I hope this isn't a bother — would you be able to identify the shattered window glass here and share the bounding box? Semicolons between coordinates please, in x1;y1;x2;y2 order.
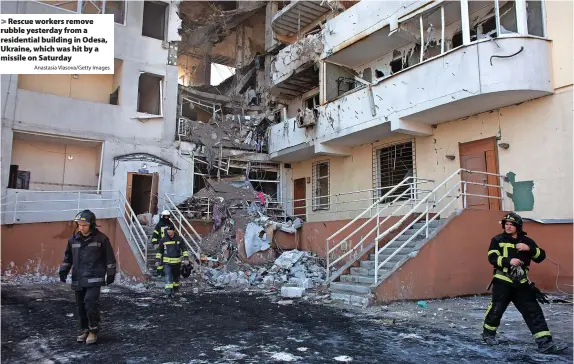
526;1;545;37
499;0;518;34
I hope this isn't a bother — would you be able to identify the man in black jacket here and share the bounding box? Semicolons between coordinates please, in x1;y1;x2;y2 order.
482;212;567;354
59;209;116;345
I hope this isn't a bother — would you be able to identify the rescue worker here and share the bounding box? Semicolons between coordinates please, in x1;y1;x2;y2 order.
482;212;567;354
151;210;172;277
58;210;116;345
156;223;190;298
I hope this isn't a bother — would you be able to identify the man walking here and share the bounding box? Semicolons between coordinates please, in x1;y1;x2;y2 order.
59;209;116;345
482;212;567;354
156;223;190;298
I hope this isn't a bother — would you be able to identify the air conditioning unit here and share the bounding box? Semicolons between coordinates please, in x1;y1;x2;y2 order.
177;118;187;137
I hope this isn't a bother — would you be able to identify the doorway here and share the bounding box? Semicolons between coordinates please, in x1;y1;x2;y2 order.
126;172;159;216
293;178;307;220
459;137;501;211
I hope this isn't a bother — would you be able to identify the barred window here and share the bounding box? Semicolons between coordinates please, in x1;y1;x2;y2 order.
373;140;416;203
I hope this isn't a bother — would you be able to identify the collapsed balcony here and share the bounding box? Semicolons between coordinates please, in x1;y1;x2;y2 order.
269;33;323;100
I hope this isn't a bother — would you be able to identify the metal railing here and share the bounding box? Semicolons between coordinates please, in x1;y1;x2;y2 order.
324;177;435;282
163;193;202;260
372;169;507;285
0;189;149;273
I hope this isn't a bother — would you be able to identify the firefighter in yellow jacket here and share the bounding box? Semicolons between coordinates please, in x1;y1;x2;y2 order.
156;223;190;298
482;212;567;354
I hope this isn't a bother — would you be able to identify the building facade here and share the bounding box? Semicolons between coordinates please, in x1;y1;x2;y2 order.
268;0;573;223
1;0;189;221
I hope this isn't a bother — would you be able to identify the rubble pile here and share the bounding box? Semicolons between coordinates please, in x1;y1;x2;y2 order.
202;249;326;295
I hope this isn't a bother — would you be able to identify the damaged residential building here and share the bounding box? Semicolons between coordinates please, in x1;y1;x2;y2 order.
1;0;572;308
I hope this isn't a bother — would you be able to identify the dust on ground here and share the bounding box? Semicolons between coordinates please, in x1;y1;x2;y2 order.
2;283;572;364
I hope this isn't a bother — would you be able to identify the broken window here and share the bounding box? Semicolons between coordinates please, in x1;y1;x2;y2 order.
142;1;167;40
325;62;363;102
35;1;126;24
210;63;236;86
468;1;518;41
526;1;545;37
137;73;163;115
312;160;329;211
374;140;415;203
105;1;126;25
304;93;320;110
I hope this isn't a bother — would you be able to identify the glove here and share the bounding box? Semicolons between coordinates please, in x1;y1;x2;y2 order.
510;265;526;282
106;274;115;286
59;272;67;283
530;283;550;304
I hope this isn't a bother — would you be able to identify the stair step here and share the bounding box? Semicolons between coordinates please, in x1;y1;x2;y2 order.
361;254;409;269
368;253;408;261
340;274;374;284
329;282;371;295
350;267;392;277
330;292;374;308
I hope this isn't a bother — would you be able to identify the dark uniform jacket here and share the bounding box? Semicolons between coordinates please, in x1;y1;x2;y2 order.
151;219;171;244
487;231;546;285
59;229;116;290
156;234;189;265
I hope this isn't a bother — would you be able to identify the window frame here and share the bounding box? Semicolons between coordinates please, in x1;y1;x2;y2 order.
312;160;330;211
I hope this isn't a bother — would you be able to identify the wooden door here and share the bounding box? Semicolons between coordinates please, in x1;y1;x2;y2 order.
149;172;159;215
125;172;134;221
126;172;134;205
459;137;501;210
293;178;307;219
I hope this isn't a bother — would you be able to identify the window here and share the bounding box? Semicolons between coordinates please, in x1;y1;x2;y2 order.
137;73;163;115
374;141;415;203
312;160;330;211
35;1;126;24
142;1;167;40
526;1;545;37
304;93;319;109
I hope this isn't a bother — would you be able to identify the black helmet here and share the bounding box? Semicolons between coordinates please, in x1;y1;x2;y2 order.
181;263;192;278
74;209;97;230
501;212;523;230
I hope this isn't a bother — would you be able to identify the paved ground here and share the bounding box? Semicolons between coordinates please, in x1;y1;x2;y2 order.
1;282;572;364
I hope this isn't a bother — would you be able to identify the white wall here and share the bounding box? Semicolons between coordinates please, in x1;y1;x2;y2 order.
0;1;194;202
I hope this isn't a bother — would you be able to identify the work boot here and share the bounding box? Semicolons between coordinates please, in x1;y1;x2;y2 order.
76;331;89;343
482;332;499;345
86;332;97;345
537;338;568;354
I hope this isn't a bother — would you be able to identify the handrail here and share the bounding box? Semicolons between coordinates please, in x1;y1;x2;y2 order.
325;177;434;282
0;189;150;273
372;168;507;285
163;193;202;260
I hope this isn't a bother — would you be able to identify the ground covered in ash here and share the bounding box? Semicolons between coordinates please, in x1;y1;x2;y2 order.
1;283;572;364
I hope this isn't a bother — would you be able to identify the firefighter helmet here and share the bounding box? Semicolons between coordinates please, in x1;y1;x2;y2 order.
160;210;171;217
181;263;192;278
74;209;97;230
501;212;523;230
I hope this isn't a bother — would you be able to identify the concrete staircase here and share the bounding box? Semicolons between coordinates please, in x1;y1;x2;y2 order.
330;220;444;307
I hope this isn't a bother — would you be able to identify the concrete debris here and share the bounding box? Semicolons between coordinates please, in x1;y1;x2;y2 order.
200;249;326;297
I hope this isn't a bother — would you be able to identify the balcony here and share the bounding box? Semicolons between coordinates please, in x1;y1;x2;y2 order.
269;36;553;161
268;117;316;161
272;1;333;37
269;33;323;100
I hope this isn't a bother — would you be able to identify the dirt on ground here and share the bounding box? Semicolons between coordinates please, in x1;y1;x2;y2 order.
1;282;572;364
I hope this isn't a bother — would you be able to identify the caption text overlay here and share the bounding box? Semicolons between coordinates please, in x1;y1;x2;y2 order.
0;14;114;74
